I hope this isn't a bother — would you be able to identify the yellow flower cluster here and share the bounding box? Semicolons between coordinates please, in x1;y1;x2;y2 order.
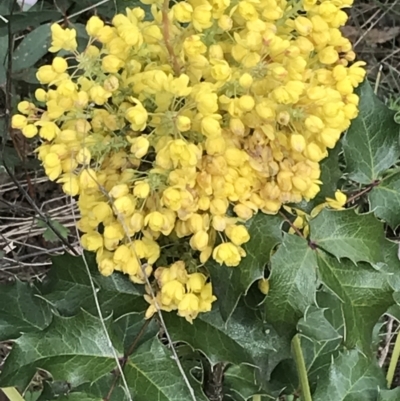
146;261;216;322
11;0;364;320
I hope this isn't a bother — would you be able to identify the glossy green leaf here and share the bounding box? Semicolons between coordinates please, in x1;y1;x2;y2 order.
113;312;159;354
42;253;147;318
342;80;400;184
369;172;400;229
164;302;290;378
0;311;118;389
317;251;393;352
298;303;343;388
265;234;317;336
223;364;277;400
0;280;52;341
314;142;343;203
207;213;283;321
12;23;51;71
378;388;400;400
0;11;62;35
310;209;384;264
313;350;386;401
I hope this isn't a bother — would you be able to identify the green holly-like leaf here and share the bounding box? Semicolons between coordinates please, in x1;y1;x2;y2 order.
342;80;400;184
310;209;384;264
264;234;317;336
317;251;393;352
314;142;343;203
164;302;290;379
369;172;400;229
54;375;128;401
378;388;400;400
312;350;386;401
113;312;159;354
42;253;147;318
0;280;52;341
0;311;118;389
372;239;400;292
223;364;278;400
207;213;283;321
12;23;51;72
298;302;343;389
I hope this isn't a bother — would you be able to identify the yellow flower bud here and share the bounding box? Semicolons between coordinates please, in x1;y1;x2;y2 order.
187;273;206;293
173;2;193;23
86;15;104;36
213;242;243;267
176;115;191;132
239;73;253;89
258;278;270;295
22;124;38;138
226;223;250;245
52;57;68;74
190;230;209;251
81;232;103;251
134;181;150;198
102;55;124;73
11;114;28;129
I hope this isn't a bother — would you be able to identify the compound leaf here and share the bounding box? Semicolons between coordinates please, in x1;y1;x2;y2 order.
310;209;384;264
313;350;385;401
342;80;400;184
42;253;147;318
164;302;290;379
317;251;393;352
0;311;118;389
369;172;400;229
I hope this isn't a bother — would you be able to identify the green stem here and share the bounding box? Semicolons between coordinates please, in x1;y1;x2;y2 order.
2;387;25;401
292;334;312;401
387;329;400;388
252;396;261;401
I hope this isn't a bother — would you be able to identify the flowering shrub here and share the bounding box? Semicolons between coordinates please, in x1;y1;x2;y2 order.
11;0;365;323
4;0;400;400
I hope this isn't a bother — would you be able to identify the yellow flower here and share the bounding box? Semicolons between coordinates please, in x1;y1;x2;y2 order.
126;104;148;131
11;114;27;129
134;181;150;198
213;242;244;267
129;136;149;158
81;232;104;251
187;273;206;293
102;55;124;73
86;16;104;36
258;278;270;295
225;225;250;246
326;190;347;209
173;2;193;22
49;23;77;53
178;293;200;322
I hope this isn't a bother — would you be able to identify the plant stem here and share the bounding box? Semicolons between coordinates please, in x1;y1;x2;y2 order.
2;387;25;401
252;396;261;401
386;328;400;388
292;334;312;401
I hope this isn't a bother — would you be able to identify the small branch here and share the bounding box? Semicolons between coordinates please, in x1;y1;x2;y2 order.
161;0;180;75
279;211;305;239
387;327;400;388
292;334;312;401
345;181;380;205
